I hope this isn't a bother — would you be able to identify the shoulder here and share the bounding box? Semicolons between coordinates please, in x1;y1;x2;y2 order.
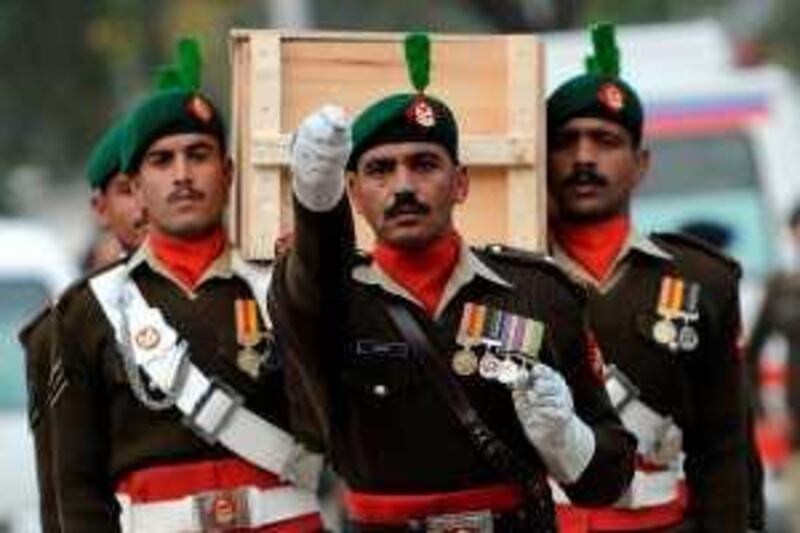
53;259;127;317
17;304;53;349
650;232;741;280
475;243;587;302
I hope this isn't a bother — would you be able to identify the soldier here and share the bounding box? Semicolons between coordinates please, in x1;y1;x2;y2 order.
46;40;324;532
546;24;754;532
748;202;800;530
270;33;635;531
86;121;149;259
18;118;147;533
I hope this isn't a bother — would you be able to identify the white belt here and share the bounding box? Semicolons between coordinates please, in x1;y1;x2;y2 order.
88;266;323;492
604;365;683;462
117;485;320;533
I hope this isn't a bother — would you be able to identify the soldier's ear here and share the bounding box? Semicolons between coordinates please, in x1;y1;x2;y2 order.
223;157;234;190
634;147;651;188
452;165;469;205
90;190;111;229
346;171;365;215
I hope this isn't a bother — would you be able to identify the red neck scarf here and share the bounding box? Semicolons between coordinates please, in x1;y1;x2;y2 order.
553;216;631;282
149;226;227;290
373;231;462;315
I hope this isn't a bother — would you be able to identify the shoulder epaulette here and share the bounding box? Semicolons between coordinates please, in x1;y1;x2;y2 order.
351;249;372;267
17;303;52;346
54;257;129;310
651;232;741;276
479;243;549;265
478;243;587;300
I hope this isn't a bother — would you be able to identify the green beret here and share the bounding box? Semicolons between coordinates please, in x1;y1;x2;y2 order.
86;120;125;190
548;74;643;145
347;93;459;170
346;33;459;170
547;23;644;145
120;89;226;173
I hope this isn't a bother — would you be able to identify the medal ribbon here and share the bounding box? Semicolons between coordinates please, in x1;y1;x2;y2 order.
235;299;259;347
657;276;685;319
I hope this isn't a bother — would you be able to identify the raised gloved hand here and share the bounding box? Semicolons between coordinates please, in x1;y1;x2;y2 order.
512;363;596;484
290;105;351;212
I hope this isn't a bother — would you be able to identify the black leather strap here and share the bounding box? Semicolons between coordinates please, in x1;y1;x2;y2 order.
383;299;556;532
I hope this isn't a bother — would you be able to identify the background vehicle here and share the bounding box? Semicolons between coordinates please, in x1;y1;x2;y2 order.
0;219;77;532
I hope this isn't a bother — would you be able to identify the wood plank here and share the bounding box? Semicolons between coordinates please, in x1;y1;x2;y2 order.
230;30;546;259
248;133;537;168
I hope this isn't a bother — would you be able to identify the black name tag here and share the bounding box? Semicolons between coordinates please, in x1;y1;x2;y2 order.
355;340;409;359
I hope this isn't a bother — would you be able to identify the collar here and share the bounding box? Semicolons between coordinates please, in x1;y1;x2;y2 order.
353;240;512;319
125;241;272;323
551;230;673;290
127;238;239;294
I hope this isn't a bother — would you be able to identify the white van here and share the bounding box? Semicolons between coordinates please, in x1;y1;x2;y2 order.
0;219;77;532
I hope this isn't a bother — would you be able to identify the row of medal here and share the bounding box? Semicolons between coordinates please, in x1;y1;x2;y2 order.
235;298;272;379
652;276;701;353
452;344;535;384
451;302;545;384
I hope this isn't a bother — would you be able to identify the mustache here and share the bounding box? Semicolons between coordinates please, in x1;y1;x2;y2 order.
167;186;205;204
564;167;608;188
384;191;430;220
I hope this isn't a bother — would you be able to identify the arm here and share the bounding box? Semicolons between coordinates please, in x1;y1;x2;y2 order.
270;106;354;459
282;105;354;313
685;283;749;531
514;293;636;506
19;310;61;533
49;302;119;532
745;277;777;416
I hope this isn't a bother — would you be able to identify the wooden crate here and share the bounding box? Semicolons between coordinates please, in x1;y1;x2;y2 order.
229;30;546;259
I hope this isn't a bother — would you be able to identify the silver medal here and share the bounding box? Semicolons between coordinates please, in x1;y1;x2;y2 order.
652;318;677;346
478;353;502;380
678;325;699;351
497;358;521;385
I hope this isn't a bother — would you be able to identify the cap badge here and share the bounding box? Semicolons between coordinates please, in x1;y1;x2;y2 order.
187;95;214;123
597;82;625;112
406;97;436;128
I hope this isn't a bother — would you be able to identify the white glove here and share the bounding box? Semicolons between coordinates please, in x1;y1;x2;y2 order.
512;363;596;484
290;105;351;212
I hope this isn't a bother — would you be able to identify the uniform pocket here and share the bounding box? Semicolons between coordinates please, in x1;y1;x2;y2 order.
341;339;421;399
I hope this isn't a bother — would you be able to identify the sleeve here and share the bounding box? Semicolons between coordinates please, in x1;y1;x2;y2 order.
49;302;120;532
546;292;637;506
684;279;749;531
19;312;62;533
745;276;776;412
269;195;355;457
746;400;766;531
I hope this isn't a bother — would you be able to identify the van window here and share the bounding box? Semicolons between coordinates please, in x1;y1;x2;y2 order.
0;278;49;410
632;129;774;276
638;131;758;196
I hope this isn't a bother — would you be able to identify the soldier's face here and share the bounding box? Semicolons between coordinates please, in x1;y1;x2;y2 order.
348;142;468;249
91;172;147;253
548;117;649;223
135;133;231;239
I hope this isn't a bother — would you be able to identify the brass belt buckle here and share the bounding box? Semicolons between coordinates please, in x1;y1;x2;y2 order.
425;509;494;532
195;488;251;531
